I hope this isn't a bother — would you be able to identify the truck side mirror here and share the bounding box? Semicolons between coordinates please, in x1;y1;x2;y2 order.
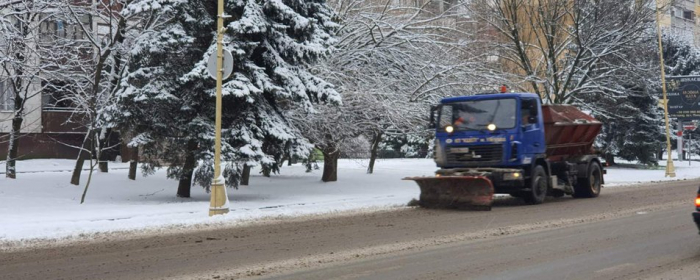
429;105;439;129
528;107;538;124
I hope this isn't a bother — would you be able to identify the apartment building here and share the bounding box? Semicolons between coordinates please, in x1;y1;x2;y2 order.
0;1;123;160
658;0;700;47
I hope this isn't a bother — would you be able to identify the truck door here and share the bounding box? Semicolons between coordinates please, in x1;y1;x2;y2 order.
520;98;546;157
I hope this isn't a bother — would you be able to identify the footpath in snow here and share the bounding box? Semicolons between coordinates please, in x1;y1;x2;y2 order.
1;158;699;244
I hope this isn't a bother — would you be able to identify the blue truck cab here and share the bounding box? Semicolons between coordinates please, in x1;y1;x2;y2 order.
434;93;545;169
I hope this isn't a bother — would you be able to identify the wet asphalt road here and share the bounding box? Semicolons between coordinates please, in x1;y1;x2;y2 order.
2;179;699;279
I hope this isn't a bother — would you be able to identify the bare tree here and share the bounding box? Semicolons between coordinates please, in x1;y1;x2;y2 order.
292;0;506;180
471;0;658;104
0;0;79;178
54;0;164;202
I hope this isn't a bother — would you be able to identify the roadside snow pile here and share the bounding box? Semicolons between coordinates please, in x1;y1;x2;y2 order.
0;158;698;243
604;152;700;186
0;159;432;242
604;160;700;186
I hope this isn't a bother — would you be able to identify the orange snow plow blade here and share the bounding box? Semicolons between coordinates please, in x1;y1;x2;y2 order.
403;176;494;211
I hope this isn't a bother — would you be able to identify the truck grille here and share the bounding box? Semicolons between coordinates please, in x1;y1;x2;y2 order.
446;145;503;165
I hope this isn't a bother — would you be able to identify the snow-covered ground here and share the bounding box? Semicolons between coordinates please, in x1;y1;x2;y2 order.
1;157;699;244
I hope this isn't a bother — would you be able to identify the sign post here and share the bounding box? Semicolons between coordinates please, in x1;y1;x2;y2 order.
678;123;683;161
683;121;697;166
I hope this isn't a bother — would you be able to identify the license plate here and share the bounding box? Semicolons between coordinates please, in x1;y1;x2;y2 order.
451;147;470;153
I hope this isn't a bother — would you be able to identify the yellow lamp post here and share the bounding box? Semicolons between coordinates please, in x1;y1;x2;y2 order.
209;0;231;216
655;0;676;178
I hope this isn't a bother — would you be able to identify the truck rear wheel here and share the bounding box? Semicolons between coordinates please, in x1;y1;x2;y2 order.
573;162;601;198
523;165;547;205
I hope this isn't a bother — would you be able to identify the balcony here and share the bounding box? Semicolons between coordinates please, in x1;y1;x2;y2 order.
41;109;86;134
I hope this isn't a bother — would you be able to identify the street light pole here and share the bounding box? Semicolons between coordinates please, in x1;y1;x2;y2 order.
210;0;230;216
655;0;676;177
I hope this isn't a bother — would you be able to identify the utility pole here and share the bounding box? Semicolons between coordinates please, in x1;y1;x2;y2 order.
655;0;676;177
209;0;230;216
678;120;683;162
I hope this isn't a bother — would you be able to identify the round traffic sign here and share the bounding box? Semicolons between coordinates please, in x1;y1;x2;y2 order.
207;50;233;80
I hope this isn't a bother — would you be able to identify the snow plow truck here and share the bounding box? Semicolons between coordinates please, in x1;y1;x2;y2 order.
404;92;605;210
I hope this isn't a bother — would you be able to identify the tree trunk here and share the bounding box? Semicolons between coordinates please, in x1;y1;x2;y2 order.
71;156;86;186
657;148;664;160
367;132;383;174
241;164;251;185
321;147;340;182
6;21;28;179
128;146;138;180
262;166;271;177
71;132;94;185
98;128;112;173
177;139;198;198
80;157;98;204
604;152;615;166
5;115;23;179
98;156;109;172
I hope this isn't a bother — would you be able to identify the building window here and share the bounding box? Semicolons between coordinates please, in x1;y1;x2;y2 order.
39;14;91;41
674;8;683;18
42;80;77;111
683;10;694;21
0;81;14;111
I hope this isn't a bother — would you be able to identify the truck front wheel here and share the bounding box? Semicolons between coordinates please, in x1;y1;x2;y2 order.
573;162;602;198
523;165;547;205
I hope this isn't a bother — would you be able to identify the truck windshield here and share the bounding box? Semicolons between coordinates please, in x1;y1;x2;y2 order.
439;98;517;131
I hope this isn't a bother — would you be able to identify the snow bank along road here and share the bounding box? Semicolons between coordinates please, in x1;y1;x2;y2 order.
1;179;699;280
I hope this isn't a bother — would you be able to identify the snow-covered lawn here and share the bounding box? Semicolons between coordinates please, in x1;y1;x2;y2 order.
1;158;699;244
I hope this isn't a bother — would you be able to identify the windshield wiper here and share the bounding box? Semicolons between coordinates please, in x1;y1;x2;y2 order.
486;100;501;124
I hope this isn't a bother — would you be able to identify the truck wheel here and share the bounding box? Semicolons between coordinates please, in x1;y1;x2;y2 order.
523;165;547;205
573;162;602;198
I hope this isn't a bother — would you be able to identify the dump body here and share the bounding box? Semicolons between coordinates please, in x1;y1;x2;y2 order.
541;105;603;160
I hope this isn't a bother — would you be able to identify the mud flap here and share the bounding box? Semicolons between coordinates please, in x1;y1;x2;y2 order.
403;176;494;211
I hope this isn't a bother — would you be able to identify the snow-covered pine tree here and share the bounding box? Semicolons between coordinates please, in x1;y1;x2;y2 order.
379;132;431;159
615;86;665;165
663;33;700;77
113;0;338;196
586;28;665;166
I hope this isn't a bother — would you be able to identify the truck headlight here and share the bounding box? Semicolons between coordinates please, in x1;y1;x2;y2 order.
503;172;522;181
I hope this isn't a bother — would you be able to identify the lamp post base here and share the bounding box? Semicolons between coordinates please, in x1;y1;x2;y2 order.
209;207;229;216
209;179;230;216
666;158;676;178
